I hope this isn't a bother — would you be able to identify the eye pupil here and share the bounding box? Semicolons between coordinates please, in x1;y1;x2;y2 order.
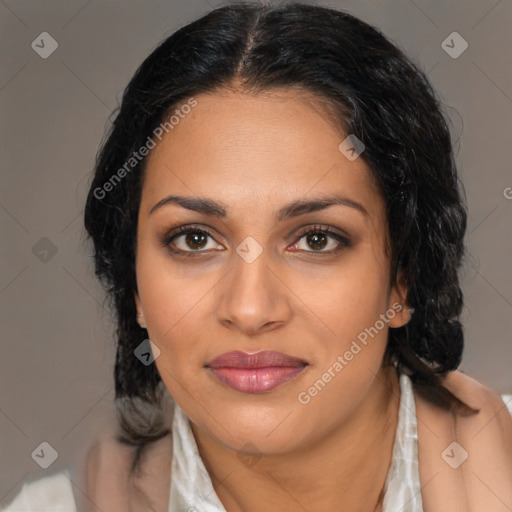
307;232;327;250
186;232;207;249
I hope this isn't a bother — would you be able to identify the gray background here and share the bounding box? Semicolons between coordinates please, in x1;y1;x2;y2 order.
1;0;511;504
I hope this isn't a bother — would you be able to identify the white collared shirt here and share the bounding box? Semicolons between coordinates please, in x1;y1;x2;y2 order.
3;374;512;511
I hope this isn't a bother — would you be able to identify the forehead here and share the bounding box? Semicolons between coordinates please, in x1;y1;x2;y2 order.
141;89;383;222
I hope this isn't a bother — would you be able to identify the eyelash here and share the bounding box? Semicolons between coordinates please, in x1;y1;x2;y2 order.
160;223;352;258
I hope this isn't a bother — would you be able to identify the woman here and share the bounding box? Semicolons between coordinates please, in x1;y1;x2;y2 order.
4;2;512;511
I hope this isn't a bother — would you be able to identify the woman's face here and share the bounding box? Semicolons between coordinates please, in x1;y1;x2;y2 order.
135;88;410;454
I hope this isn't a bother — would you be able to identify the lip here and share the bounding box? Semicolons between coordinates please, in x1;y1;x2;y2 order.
206;350;308;369
205;350;309;394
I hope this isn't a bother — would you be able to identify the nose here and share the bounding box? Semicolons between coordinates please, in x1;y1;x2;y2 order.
215;248;293;336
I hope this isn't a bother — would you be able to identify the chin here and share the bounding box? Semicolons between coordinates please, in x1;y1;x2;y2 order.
196;401;311;453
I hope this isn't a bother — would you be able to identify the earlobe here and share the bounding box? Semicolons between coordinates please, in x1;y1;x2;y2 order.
134;291;142;313
134;292;147;329
388;303;413;329
388;271;413;328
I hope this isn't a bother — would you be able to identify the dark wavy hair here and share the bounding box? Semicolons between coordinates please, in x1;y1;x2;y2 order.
84;0;478;476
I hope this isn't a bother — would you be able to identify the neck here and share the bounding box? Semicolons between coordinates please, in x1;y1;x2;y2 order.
192;364;401;512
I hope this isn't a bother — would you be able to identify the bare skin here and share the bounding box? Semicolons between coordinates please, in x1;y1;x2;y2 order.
193;364;400;512
83;369;512;511
133;86;414;511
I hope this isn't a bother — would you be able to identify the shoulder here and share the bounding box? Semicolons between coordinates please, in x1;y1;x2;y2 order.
85;408;174;511
442;370;512;412
85;426;136;510
414;370;512;511
441;370;512;448
1;469;76;511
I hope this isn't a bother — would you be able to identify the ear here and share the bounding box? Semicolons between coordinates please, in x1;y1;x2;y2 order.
134;291;143;314
387;270;413;328
134;291;146;328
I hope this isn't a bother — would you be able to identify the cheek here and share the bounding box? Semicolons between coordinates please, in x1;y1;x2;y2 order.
137;243;202;323
293;252;390;340
297;272;392;420
138;273;208;399
139;277;199;335
293;263;392;408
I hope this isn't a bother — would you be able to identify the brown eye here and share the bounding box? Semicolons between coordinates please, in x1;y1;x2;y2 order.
290;225;352;254
182;232;208;250
161;224;224;257
305;232;329;251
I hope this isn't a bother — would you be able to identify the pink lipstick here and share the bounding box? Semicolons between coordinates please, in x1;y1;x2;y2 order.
205;350;308;394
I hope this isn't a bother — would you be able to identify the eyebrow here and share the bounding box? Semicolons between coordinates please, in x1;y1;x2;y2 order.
149;194;369;221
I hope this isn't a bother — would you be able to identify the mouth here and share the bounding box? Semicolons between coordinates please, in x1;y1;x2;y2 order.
205;350;309;394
